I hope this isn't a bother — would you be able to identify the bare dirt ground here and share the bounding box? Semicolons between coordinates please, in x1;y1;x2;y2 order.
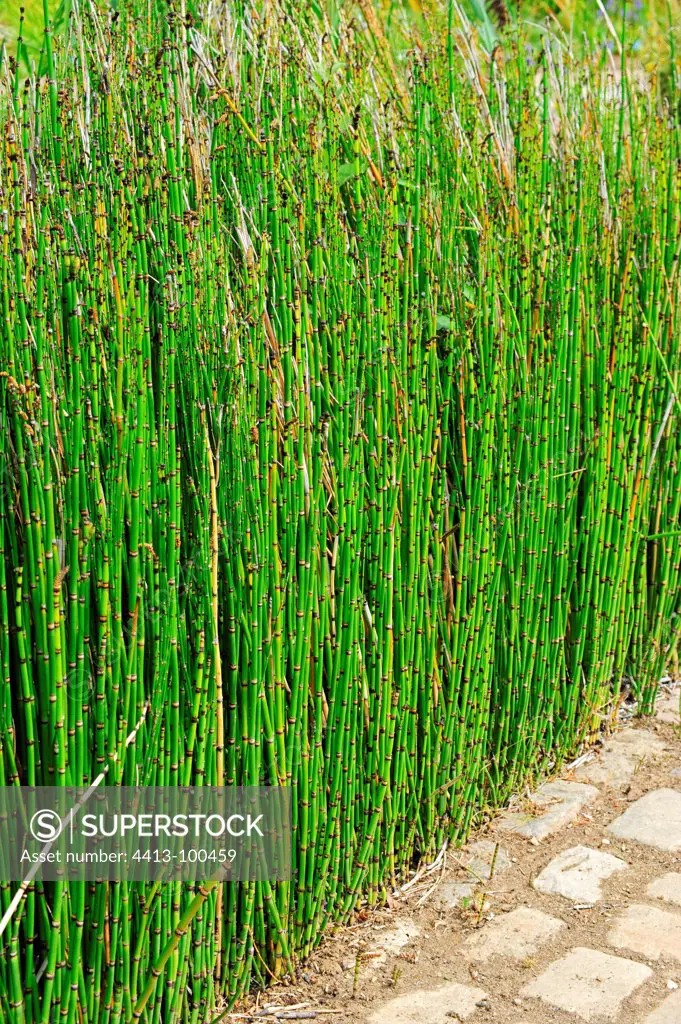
230;686;681;1024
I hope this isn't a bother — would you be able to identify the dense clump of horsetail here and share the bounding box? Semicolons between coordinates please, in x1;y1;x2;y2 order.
0;0;679;1021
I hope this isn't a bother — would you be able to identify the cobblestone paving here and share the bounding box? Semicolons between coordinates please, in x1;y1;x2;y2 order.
357;689;681;1024
271;687;681;1024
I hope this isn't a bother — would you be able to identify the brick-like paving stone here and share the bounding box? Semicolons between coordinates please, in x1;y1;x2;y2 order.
656;691;680;726
644;989;681;1023
533;844;627;902
464;906;564;961
366;983;488;1023
459;839;511;880
434;879;476;909
647;873;681;907
497;780;599;840
575;729;667;787
520;946;653;1021
436;841;511;909
607;788;681;851
607;903;681;962
369;919;420;964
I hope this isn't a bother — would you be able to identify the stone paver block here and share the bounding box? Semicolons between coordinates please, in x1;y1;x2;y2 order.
607;903;681;962
575;729;667;787
367;983;488;1023
437;841;511;908
647;873;681;907
371;919;420;962
520;946;652;1021
533;845;627;903
656;690;680;726
459;839;511;881
435;879;476;909
464;906;564;961
644;989;681;1023
498;780;599;840
608;789;681;851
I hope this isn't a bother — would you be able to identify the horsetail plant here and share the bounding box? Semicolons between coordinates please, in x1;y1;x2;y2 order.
0;0;679;1022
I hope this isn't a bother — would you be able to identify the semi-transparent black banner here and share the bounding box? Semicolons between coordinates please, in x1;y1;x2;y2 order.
0;787;291;881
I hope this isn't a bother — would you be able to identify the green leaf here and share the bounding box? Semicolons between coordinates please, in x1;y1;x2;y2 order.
338;162;358;186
